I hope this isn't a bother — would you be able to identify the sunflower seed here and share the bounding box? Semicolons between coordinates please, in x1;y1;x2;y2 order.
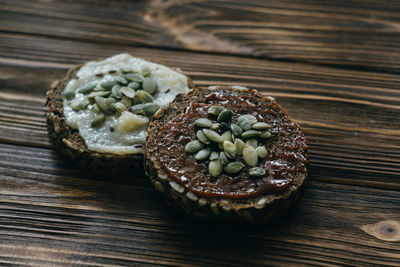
90;114;106;128
219;152;229;165
100;80;118;90
208;105;225;116
246;138;258;148
237;117;252;130
185;140;204;153
210;123;220;130
249;167;265;178
241;130;260;138
70;98;89;111
77;83;96;94
252;122;272;130
209;159;222;177
120;87;136;98
259;130;272;139
195;118;212;128
224;161;244;174
142;78;157;94
127;82;140;89
231;124;243;136
217;109;233;122
197;130;211;144
256;146;268;158
223;141;236;158
136;90;153;103
195;147;211;161
203;129;223;143
87;90;111;99
114;76;128;85
243;145;258;167
219;122;230;132
235;139;245;156
123;73;144;83
209;151;219;161
142;66;151;77
62;90;75;100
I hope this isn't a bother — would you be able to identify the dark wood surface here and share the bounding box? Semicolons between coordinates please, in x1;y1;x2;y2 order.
0;1;399;266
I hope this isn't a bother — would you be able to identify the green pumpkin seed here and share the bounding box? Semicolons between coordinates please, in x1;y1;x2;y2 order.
209;159;222;177
90;114;106;128
224;161;244;174
243;145;258;167
136;90;153;103
209;151;219;161
231;124;243;136
114;76;128;85
185;140;204;153
142;66;151;77
208;105;225;116
195;118;212;128
123;73;144;83
70;98;89;111
91;103;101;113
210;123;220;130
252;122;272;130
113;102;127;114
235;139;245;156
249;167;265;178
130;103;160;116
237;117;252;130
223;141;236;158
259;131;272;139
221;131;232;142
219;122;230;132
256;146;268;158
203;129;223;143
241;130;260;138
127;82;140;90
217;109;233;122
195;148;211;161
219;152;229;165
246;138;258;148
95;96;114;114
120;87;136;98
142;78;157;95
111;85;122;99
100;80;118;90
120;96;132;107
62;90;75;100
197;130;211;144
242;114;258;124
88;90;111;99
77;83;96;94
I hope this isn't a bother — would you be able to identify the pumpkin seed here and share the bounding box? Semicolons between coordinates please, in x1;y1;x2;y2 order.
259;131;272;139
114;76;128;85
246;138;258;148
111;85;122;99
120;87;136;98
90;114;106;128
219;122;230;132
223;141;236;158
256;146;268;158
195;148;211;161
93;86;104;91
243;145;258;167
224;161;244;174
136;90;153;103
185;140;204;153
237;117;252;130
70;98;89;111
113;102;127;114
123;73;144;83
241;130;260;138
100;80;118;90
142;78;157;94
217;109;233;122
197;130;211;144
95;96;114;114
195;118;212;128
77;83;96;94
120;96;132;107
209;151;219;161
203;129;223;143
87;90;111;99
91;103;101;113
235;139;245;156
142;66;151;77
208;105;225;116
221;131;232;142
127;82;140;90
130;103;160;116
219;152;229;165
231;124;243;136
209;159;222;177
62;90;75;100
210;123;220;130
252;122;272;130
242;114;258;124
249;167;265;178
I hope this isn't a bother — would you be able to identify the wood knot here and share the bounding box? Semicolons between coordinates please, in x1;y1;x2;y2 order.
361;220;400;242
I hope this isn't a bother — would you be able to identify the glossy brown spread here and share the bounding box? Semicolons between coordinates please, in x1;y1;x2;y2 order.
156;89;308;199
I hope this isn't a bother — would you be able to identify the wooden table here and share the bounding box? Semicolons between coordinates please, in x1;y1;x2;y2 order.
0;1;399;266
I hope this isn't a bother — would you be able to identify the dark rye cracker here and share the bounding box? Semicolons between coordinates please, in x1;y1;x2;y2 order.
46;59;192;176
145;86;309;224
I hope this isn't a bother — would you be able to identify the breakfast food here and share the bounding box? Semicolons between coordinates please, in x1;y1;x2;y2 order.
145;86;308;223
46;53;190;175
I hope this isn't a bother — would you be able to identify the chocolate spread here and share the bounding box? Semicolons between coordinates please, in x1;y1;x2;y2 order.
156;89;308;199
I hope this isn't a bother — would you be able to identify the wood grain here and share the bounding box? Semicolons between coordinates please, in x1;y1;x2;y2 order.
2;0;400;72
0;143;399;267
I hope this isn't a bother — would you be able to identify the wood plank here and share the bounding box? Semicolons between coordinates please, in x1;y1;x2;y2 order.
2;0;400;72
0;143;399;267
0;34;399;189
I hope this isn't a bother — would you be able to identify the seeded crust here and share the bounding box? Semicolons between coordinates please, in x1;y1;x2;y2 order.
145;86;308;224
46;59;193;176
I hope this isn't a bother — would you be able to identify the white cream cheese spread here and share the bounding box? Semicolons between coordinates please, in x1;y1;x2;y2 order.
63;53;189;155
